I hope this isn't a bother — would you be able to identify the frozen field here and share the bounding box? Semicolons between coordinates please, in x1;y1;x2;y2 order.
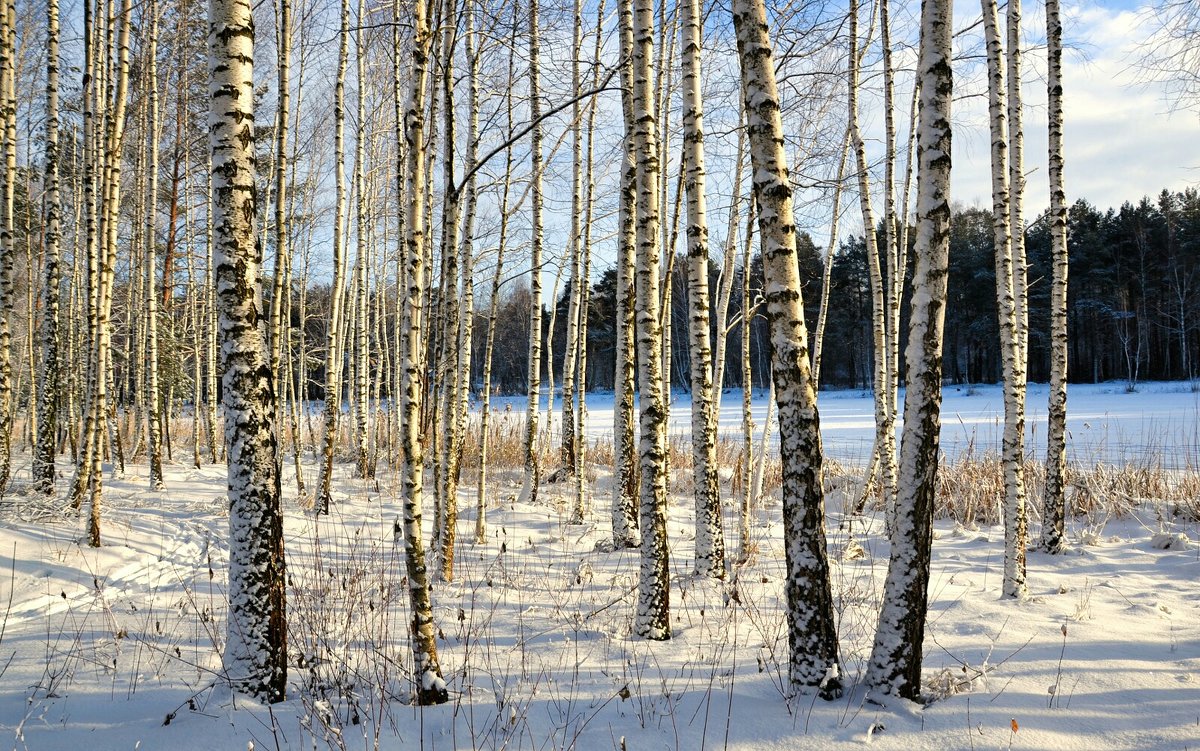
0;381;1196;750
495;380;1200;468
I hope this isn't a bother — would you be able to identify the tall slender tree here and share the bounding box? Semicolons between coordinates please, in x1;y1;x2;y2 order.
612;0;640;550
982;0;1027;599
209;0;287;701
865;0;953;700
522;0;545;506
316;0;351;513
631;0;671;640
33;0;63;495
0;0;15;493
681;0;724;578
1041;0;1069;555
397;0;449;704
1003;0;1030;598
145;0;166;491
732;0;841;696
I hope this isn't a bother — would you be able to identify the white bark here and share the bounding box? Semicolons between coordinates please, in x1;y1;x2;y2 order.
681;0;724;578
0;0;15;491
632;0;671;641
398;0;448;704
521;0;545;505
1041;0;1069;555
732;0;840;695
352;0;372;481
145;0;165;491
1004;0;1030;597
209;0;287;701
849;0;897;517
982;0;1028;599
316;0;351;514
33;0;63;494
612;0;640;549
865;0;953;700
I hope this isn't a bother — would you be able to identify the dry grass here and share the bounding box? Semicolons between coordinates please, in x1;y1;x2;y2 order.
22;404;1198;526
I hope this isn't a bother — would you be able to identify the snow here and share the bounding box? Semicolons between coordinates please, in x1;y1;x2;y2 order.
0;382;1197;749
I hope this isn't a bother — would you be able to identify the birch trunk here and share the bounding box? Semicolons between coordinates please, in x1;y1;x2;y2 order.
268;0;291;450
521;0;545;506
455;0;479;544
398;0;448;704
632;0;670;640
681;0;724;577
982;0;1027;598
865;0;953;699
145;0;165;490
732;0;840;694
849;0;897;516
317;0;351;513
209;0;287;701
1003;0;1030;595
435;0;461;579
612;0;640;550
0;0;15;492
738;200;754;561
33;0;63;494
1041;0;1069;555
352;0;371;481
572;0;604;524
560;0;584;481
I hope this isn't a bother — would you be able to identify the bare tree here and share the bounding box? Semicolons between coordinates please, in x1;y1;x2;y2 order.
631;0;671;641
612;0;640;550
33;0;63;494
1040;0;1069;554
681;0;724;578
316;0;352;514
865;0;953;700
732;0;841;696
397;0;449;704
208;0;287;701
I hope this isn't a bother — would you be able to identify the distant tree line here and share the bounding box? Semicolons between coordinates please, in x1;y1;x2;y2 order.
436;186;1198;396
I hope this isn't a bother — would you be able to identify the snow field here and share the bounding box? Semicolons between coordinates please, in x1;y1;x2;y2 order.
0;383;1197;749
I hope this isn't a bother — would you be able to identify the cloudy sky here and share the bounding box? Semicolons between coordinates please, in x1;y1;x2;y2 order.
948;0;1198;215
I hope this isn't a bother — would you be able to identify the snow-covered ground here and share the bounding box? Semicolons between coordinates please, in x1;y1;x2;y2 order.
509;380;1200;468
0;382;1197;750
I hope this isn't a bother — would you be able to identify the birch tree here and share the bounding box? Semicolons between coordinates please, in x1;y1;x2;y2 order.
560;0;585;482
316;0;351;514
864;0;953;699
982;0;1027;598
33;0;62;494
612;0;640;549
1040;0;1068;554
397;0;449;703
732;0;840;695
208;0;287;701
145;0;165;491
849;0;897;517
522;0;545;506
0;0;15;493
681;0;724;578
1004;0;1030;596
352;0;371;481
631;0;671;640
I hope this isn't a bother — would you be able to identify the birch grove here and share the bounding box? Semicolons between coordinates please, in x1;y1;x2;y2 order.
0;0;1117;717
